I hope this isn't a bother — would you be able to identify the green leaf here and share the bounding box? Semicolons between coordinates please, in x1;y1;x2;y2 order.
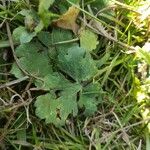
10;63;24;78
38;0;55;15
51;28;73;44
83;82;101;94
37;31;52;47
55;0;78;14
80;29;99;52
78;82;102;116
34;20;44;33
10;30;101;126
11;42;52;78
78;95;97;116
35;72;73;90
58;46;98;82
37;29;78;62
35;93;61;125
37;29;77;52
19;9;42;33
13;26;36;44
51;28;78;52
38;0;57;27
35;83;81;126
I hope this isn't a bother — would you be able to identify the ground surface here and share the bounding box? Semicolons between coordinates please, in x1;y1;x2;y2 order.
0;0;150;150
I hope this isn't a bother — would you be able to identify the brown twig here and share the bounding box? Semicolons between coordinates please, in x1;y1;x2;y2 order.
0;76;29;89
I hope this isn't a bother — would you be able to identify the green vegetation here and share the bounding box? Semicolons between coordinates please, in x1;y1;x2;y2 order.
0;0;150;149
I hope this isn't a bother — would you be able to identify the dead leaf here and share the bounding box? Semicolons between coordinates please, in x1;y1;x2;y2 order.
53;6;80;34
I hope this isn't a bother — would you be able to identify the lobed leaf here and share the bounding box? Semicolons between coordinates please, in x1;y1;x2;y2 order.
79;82;102;116
11;29;101;126
11;42;52;78
58;46;98;82
35;72;73;90
13;26;36;44
80;29;99;52
35;83;81;126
